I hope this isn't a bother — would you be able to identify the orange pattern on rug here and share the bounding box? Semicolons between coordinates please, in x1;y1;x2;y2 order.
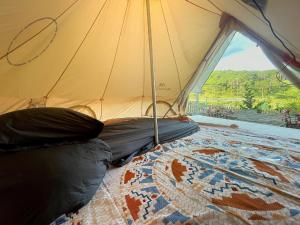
212;193;284;211
251;159;289;182
125;195;142;221
171;159;187;182
124;170;135;184
193;148;224;155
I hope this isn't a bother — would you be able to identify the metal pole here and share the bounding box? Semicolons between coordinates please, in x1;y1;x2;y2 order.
146;0;159;145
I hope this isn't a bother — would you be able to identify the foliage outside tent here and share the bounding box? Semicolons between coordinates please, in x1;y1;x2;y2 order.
189;70;300;114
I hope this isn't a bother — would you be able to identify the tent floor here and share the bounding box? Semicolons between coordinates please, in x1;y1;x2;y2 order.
190;115;300;139
60;123;300;225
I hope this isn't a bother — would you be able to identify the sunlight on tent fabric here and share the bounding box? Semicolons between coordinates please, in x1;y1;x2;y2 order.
0;0;221;119
0;0;299;119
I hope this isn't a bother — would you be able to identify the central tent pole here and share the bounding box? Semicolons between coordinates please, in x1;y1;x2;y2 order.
146;0;159;145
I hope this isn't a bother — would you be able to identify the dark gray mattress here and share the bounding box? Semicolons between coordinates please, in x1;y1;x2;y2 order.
99;118;199;165
0;139;111;225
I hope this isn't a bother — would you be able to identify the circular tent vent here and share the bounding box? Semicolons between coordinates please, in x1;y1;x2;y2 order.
69;105;97;119
145;101;177;117
6;17;57;66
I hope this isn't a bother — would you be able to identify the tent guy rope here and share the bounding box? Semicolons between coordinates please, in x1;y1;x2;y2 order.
160;0;183;93
45;0;109;98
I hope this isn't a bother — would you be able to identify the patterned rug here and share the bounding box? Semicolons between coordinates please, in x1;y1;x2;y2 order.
61;125;300;225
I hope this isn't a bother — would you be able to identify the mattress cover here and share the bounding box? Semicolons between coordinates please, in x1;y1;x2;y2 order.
100;117;199;165
61;125;300;225
0;139;111;225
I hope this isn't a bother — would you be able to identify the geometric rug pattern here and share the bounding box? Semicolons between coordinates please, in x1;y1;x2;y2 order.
62;125;300;225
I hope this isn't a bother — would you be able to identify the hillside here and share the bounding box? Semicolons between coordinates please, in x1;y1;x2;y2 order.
190;70;300;113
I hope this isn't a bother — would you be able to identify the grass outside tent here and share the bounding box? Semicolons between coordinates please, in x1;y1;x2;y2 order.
188;70;300;127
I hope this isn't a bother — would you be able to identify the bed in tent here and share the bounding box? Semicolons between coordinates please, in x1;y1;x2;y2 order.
58;124;300;225
1;0;300;225
0;108;199;225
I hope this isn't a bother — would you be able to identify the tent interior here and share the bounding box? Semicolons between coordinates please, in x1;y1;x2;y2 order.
0;0;300;225
1;0;300;118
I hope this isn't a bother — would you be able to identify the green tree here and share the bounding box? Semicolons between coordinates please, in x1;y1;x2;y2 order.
242;82;255;109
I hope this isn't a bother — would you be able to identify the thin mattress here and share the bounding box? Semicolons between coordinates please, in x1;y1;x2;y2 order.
60;124;300;225
100;117;199;165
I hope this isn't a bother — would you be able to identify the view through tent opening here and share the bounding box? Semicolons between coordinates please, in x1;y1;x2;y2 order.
187;32;300;129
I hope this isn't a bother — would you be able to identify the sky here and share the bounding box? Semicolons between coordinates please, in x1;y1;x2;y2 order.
215;32;276;71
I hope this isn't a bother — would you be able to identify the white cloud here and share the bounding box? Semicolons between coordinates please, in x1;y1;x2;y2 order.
215;46;276;71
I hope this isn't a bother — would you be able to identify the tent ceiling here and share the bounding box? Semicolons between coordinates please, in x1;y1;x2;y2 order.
0;0;299;119
213;0;300;54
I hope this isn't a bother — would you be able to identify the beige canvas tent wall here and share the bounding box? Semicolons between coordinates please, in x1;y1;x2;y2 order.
0;0;300;120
